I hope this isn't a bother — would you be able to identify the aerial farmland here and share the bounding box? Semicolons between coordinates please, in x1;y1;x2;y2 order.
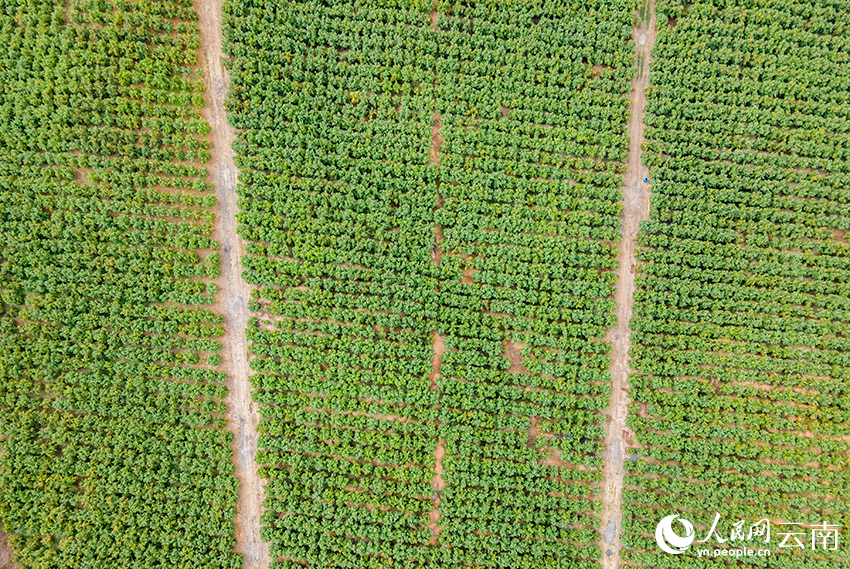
0;0;847;568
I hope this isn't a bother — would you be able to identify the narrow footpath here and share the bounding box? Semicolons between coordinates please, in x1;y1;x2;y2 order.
599;1;657;568
196;0;272;567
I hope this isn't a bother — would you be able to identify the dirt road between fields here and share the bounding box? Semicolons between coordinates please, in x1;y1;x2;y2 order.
196;0;271;567
599;2;656;568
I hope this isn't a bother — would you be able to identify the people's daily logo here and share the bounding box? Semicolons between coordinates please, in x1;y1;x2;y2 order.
655;514;695;554
654;513;839;558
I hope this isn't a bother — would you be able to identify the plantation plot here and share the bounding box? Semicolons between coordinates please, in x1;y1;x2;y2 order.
431;1;637;566
4;0;850;566
623;0;850;566
224;1;441;566
225;0;638;567
0;0;239;567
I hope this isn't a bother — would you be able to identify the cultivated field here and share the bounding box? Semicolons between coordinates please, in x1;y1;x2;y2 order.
224;0;639;567
624;0;850;566
0;0;239;566
0;0;848;568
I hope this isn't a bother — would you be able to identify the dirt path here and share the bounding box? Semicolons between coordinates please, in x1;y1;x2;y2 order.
195;0;271;567
428;439;447;545
426;5;447;545
428;332;445;391
599;1;656;568
0;528;16;569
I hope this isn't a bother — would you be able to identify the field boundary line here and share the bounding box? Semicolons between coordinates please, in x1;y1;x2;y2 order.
427;1;447;546
196;0;272;567
599;1;657;567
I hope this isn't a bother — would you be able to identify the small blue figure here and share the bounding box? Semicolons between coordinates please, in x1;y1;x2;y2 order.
642;177;649;183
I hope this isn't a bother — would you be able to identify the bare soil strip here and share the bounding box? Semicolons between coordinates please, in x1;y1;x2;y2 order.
599;1;656;568
428;439;447;545
430;112;443;166
429;332;446;392
196;0;271;567
0;527;17;569
427;4;447;546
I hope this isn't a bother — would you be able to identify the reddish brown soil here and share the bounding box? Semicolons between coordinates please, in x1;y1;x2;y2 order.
429;332;446;392
0;528;17;569
196;0;271;565
599;2;657;568
503;340;531;375
428;439;447;545
430;112;443;166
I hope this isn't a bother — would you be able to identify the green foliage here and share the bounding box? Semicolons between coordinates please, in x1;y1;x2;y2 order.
0;0;239;567
624;0;850;564
225;0;637;566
